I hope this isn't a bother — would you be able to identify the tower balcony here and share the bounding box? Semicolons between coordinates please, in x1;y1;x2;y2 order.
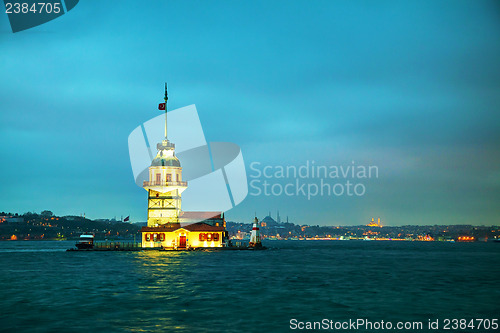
143;180;187;187
143;180;188;194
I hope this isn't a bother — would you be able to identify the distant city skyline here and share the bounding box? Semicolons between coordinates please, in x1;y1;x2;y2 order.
1;1;499;226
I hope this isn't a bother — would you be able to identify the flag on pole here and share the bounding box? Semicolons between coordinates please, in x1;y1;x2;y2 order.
124;216;130;222
158;103;166;110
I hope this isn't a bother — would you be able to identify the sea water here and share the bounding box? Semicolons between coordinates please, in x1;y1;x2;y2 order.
0;240;499;332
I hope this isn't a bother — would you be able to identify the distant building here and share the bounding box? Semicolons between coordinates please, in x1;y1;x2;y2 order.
63;216;83;221
233;230;250;240
367;217;382;227
0;216;23;223
261;215;276;226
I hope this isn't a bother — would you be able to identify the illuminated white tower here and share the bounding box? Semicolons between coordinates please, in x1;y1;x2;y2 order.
143;84;188;226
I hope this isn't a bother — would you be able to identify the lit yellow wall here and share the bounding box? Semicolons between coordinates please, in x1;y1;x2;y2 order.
147;189;181;226
149;166;183;182
141;229;223;248
188;231;223;248
147;165;184;227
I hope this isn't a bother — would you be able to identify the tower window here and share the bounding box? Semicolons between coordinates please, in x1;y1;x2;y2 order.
156;173;161;183
166;174;172;182
176;174;179;181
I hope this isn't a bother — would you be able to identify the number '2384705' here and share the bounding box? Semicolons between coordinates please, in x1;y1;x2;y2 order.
5;2;61;14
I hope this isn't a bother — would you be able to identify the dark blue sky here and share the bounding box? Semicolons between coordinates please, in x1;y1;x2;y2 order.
1;0;499;225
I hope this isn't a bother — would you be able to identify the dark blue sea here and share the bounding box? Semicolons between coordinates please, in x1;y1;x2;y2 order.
0;240;499;332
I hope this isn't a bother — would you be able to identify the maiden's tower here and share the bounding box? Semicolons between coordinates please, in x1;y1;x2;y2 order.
140;85;227;249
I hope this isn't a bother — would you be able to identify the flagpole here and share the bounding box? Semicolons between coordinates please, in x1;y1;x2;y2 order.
164;82;168;139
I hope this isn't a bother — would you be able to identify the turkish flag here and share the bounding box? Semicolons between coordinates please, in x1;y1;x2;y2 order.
158;103;166;110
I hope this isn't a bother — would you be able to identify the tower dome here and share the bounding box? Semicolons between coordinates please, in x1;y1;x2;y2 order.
150;140;181;167
151;154;181;167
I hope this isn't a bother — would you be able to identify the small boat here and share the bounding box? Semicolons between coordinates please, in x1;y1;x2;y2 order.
75;234;94;249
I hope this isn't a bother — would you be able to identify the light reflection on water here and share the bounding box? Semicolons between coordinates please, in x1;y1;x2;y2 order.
0;240;499;332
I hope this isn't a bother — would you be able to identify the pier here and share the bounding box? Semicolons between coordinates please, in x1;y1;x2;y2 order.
67;240;265;251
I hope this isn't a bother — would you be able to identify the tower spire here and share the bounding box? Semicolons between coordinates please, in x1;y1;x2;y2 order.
164;82;168;139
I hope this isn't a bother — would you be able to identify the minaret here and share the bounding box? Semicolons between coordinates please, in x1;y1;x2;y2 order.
143;84;188;226
277;210;281;224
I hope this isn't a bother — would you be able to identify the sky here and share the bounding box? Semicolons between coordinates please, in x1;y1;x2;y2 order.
1;0;499;226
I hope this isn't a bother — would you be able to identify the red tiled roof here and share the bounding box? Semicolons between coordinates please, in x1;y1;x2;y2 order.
141;222;224;233
179;211;222;220
141;224;181;232
184;223;225;232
